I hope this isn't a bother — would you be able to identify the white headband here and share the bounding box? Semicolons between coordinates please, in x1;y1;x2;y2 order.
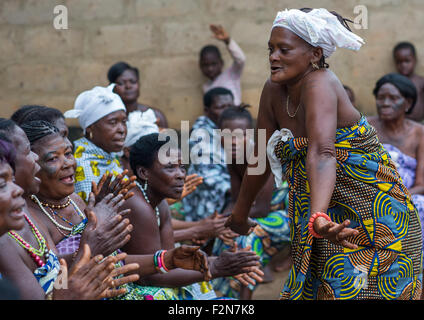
272;8;365;58
64;83;126;133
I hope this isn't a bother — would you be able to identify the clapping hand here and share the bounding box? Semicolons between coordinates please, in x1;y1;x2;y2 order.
92;170;137;205
166;245;211;281
231;244;264;287
54;244;139;300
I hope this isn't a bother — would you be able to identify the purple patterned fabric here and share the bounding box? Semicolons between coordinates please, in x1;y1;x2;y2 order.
384;143;424;250
56;234;81;255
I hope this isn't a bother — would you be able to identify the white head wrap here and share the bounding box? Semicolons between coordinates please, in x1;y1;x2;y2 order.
124;109;159;147
272;8;364;58
64;83;127;133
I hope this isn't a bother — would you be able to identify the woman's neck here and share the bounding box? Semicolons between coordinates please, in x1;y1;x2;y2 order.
125;100;138;114
136;178;162;208
33;192;70;207
380;116;406;133
286;67;316;93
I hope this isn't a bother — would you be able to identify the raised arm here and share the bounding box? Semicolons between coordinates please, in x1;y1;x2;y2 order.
210;24;245;72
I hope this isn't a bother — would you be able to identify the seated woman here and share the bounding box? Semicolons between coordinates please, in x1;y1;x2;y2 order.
0;134;25;299
211;106;291;299
19;119;213;299
121;109;231;245
120;133;264;300
11;105;69;140
64;84;129;202
0;120;139;299
107;61;168;128
368;73;424;251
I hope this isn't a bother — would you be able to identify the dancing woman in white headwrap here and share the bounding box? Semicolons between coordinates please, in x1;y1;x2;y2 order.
226;8;423;299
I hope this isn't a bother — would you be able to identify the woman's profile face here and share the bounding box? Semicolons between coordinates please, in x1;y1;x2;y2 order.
11;126;41;195
143;149;186;200
375;83;410;121
268;27;314;84
87;110;127;153
32;133;76;201
114;69;140;105
0;162;26;235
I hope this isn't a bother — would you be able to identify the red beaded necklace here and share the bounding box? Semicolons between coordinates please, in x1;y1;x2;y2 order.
8;213;50;268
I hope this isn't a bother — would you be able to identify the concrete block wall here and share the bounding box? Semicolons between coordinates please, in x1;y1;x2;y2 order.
1;0;423;129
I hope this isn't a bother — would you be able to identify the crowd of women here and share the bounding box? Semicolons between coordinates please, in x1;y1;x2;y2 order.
1;7;424;300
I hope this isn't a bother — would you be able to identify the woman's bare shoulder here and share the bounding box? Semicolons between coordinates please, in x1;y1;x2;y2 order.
408;119;424;135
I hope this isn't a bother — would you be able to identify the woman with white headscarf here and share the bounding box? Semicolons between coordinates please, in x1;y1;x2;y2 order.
226;8;422;300
64;84;128;201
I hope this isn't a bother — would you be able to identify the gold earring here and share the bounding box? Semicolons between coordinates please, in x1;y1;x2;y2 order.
311;62;320;70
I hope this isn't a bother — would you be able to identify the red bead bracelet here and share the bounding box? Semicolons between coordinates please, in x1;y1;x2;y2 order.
308;212;331;238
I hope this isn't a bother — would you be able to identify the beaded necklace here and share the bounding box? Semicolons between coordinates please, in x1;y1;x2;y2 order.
8;213;49;268
135;181;160;227
38;196;71;210
30;195;86;233
47;207;72;238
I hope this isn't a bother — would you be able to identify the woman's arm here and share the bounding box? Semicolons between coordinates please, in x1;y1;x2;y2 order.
228;164;273;219
410;125;424;195
248;175;274;219
302;74;338;215
303;72;358;248
0;236;46;299
226;80;278;234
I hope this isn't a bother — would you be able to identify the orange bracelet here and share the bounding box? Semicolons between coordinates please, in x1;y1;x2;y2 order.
308;212;331;238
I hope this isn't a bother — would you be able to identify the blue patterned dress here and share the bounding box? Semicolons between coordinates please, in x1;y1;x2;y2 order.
269;116;422;300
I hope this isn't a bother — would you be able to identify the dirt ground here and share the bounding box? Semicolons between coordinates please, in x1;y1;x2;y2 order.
252;268;289;300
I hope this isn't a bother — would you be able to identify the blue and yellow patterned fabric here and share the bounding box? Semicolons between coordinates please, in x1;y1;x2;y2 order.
33;250;60;295
73;137;124;202
211;185;291;299
275;116;422;300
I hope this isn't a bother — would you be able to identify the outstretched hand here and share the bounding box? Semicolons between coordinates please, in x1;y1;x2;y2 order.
314;217;359;249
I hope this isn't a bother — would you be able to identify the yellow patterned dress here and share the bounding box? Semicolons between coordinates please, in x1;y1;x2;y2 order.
268;116;422;300
73;137;123;202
